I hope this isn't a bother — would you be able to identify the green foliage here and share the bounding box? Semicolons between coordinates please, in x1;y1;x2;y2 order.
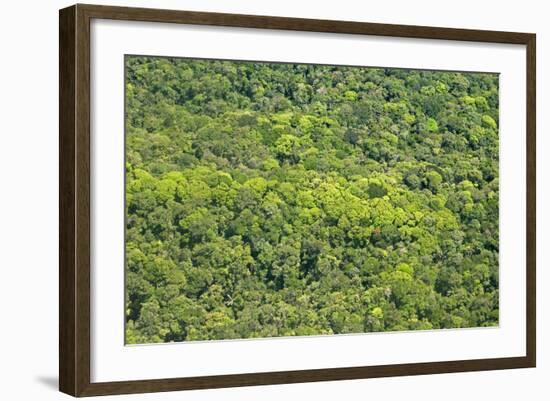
426;117;439;132
125;56;499;343
482;115;498;130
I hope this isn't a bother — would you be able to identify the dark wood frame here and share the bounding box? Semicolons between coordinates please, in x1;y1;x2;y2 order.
59;3;536;397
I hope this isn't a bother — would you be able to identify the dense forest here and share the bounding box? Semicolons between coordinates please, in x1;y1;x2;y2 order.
124;56;500;344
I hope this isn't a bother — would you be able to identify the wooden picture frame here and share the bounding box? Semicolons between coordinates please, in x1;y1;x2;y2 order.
59;3;536;397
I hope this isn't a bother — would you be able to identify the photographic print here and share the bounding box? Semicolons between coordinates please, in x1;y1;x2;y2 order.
59;6;535;395
124;56;499;345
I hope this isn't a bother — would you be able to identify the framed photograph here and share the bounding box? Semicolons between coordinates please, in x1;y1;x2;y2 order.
59;4;536;397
